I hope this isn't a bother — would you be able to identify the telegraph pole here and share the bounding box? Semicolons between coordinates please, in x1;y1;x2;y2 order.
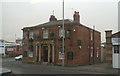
62;0;65;67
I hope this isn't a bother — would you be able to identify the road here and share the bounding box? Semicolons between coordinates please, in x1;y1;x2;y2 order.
2;57;119;74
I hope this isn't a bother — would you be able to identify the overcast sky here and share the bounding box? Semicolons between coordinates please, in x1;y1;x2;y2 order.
0;0;119;42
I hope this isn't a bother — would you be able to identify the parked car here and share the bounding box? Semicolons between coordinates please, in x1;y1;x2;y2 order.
1;68;16;76
15;55;23;61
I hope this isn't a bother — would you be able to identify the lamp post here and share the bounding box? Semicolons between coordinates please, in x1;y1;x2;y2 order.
93;26;95;64
62;0;65;67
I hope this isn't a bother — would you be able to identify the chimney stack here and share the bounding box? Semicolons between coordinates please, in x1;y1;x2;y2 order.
49;15;57;22
73;11;80;22
105;30;112;67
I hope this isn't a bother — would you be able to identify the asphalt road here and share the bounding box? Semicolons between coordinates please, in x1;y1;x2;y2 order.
2;57;119;74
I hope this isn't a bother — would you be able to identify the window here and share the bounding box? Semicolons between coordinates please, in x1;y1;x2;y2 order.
29;45;33;57
23;51;27;57
66;30;70;38
43;29;48;39
59;28;64;38
97;47;99;57
50;32;54;37
91;47;93;57
78;40;82;49
91;32;93;41
20;46;22;48
21;49;23;51
29;31;34;39
17;46;19;51
67;52;73;60
114;45;119;53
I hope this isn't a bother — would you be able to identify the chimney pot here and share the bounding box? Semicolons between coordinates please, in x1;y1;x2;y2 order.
73;11;80;23
49;15;57;22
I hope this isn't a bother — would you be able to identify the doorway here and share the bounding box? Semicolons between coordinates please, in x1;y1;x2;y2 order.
36;46;39;62
43;46;48;62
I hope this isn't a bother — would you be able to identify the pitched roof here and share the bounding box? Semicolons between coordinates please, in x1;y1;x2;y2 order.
112;31;120;38
23;19;79;30
22;19;100;33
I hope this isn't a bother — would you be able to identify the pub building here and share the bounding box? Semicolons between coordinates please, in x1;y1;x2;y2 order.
22;11;101;66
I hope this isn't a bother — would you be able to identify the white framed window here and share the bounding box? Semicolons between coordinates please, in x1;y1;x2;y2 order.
43;29;48;39
91;32;93;41
29;45;33;57
91;47;93;57
59;28;65;38
59;28;63;38
78;40;82;49
29;31;34;39
97;47;99;57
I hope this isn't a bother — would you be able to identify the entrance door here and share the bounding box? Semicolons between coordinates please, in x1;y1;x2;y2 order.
36;46;39;62
43;46;48;62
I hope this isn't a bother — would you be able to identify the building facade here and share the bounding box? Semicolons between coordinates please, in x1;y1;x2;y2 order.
22;11;101;66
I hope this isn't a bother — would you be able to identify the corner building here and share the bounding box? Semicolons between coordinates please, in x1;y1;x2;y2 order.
22;11;101;66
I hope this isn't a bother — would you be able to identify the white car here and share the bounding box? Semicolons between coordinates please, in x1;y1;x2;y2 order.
15;55;23;61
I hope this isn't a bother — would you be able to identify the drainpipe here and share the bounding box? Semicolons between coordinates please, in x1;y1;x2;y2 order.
89;29;91;65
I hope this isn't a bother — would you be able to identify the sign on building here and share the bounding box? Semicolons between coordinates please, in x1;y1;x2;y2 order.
59;52;64;60
7;48;14;51
112;38;120;45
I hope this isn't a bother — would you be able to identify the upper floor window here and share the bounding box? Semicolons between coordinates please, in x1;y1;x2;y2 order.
43;29;48;39
59;28;63;38
66;30;70;38
29;31;34;39
78;40;82;49
91;32;93;41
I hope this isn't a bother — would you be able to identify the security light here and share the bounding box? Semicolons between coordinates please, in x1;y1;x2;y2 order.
42;27;45;30
73;29;76;32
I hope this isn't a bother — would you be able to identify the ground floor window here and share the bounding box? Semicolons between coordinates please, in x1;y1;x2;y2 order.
67;52;73;60
114;45;119;53
91;47;93;57
23;51;27;57
29;45;33;57
97;47;99;58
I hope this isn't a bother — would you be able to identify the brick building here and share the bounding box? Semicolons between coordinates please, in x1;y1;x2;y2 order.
22;11;101;66
105;31;120;68
101;42;106;63
5;39;23;57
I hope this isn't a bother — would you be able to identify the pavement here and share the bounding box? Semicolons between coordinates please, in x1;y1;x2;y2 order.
1;57;119;74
